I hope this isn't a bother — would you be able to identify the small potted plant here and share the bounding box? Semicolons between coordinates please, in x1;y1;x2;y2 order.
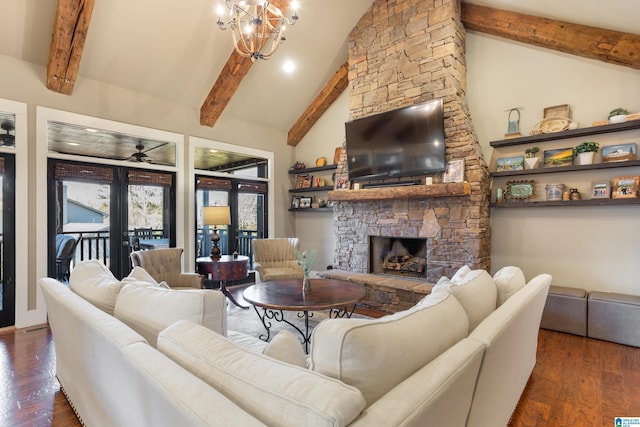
608;108;629;124
575;141;600;165
524;146;539;169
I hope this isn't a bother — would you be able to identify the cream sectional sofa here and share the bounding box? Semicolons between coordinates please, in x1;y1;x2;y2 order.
40;260;551;427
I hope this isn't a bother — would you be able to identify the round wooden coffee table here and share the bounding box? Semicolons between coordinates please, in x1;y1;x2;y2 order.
242;278;366;353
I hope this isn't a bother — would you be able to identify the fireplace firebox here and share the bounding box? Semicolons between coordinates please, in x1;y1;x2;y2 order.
369;236;427;278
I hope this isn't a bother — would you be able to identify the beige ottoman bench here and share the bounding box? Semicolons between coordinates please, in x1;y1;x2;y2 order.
540;285;587;336
588;291;640;348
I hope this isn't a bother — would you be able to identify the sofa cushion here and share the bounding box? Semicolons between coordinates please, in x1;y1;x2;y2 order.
158;320;366;427
308;293;469;406
69;259;124;315
114;284;226;347
493;266;526;306
432;268;497;333
123;266;170;289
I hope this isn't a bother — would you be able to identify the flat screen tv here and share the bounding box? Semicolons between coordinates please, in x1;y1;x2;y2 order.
344;98;445;182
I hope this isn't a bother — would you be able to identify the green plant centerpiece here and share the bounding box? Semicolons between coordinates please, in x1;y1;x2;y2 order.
575;141;600;165
296;249;317;291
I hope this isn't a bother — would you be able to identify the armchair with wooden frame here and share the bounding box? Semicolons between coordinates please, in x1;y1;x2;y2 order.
252;238;304;283
130;248;203;290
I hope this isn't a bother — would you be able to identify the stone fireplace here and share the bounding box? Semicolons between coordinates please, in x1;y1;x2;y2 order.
330;0;491;282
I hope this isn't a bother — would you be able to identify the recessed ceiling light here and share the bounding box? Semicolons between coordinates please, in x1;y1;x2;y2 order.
67;142;80;146
209;149;218;153
283;60;296;74
85;128;98;133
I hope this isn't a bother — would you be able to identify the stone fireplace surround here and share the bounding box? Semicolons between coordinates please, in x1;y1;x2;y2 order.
328;0;491;293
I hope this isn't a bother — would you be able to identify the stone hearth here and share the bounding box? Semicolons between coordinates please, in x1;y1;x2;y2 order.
330;0;491;281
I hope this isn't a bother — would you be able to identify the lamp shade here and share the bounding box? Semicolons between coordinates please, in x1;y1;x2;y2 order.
203;205;231;226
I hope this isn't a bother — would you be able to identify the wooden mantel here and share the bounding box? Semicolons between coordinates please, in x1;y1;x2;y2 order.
327;182;471;202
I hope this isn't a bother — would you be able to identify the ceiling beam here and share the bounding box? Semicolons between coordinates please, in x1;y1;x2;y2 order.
200;0;291;127
46;0;95;95
461;3;640;70
287;61;349;146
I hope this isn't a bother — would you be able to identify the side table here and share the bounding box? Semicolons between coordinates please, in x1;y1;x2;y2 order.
196;255;249;309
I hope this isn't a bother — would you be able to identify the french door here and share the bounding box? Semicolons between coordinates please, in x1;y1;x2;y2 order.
48;159;176;280
0;154;15;328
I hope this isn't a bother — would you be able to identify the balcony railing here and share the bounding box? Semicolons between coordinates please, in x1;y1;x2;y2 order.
58;228;260;272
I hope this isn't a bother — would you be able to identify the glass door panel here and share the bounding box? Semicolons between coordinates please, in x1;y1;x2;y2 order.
0;154;15;328
196;190;229;258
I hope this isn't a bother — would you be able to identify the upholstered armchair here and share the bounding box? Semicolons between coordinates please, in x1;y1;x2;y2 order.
252;238;304;283
130;248;202;289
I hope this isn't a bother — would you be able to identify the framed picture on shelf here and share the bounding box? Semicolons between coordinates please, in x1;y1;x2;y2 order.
495;156;524;172
299;197;312;208
602;143;636;163
296;175;306;189
334;176;350;190
543;147;573;168
291;196;301;209
443;159;465;183
591;181;610;199
302;175;313;188
612;176;639;199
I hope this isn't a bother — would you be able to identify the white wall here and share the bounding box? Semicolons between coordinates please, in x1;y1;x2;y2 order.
466;32;640;294
291;91;350;270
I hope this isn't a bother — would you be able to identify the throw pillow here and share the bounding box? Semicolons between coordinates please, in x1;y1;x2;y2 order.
493;266;526;306
69;259;124;315
444;269;497;333
308;293;469;406
263;330;308;368
158;320;366;427
114;284;226;347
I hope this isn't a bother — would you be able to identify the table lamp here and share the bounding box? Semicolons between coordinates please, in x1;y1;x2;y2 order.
203;205;231;258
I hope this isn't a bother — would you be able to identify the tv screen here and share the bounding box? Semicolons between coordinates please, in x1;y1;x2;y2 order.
345;99;445;182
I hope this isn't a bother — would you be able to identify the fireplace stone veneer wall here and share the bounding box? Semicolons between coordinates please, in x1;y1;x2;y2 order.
332;0;491;281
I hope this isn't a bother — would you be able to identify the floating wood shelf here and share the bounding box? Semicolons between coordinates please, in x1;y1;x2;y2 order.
328;182;471;202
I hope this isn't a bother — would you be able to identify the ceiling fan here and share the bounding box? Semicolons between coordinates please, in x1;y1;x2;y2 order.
0;122;15;146
128;142;155;163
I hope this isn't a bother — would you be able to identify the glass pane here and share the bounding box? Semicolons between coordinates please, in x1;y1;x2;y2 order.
0;112;15;148
197;190;229;257
47;121;176;166
58;181;111;277
237;192;263;258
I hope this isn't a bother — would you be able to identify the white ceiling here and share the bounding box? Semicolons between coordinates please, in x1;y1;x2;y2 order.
1;0;638;135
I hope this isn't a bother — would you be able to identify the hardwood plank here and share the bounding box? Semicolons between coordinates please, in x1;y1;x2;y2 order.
46;0;96;95
461;3;640;70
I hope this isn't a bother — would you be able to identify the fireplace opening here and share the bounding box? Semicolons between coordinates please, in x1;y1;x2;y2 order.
369;236;427;278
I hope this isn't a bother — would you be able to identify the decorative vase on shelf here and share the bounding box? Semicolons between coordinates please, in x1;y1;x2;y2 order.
524;157;539;169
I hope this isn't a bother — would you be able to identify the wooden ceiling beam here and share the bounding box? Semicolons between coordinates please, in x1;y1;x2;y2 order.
287;61;349;146
200;0;291;127
46;0;95;95
461;3;640;70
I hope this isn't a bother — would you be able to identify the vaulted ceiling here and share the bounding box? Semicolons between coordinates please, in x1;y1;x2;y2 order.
1;0;639;162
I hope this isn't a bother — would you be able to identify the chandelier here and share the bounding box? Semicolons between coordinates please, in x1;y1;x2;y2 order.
217;0;299;61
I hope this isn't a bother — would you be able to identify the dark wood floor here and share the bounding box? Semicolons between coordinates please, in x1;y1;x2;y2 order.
2;316;639;426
